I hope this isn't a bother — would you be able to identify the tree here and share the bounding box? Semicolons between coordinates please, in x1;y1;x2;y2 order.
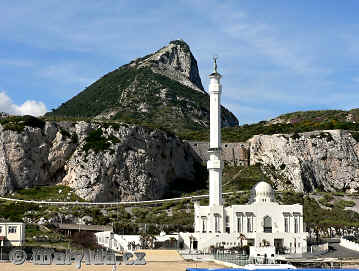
114;221;138;235
71;231;99;249
140;227;156;249
238;233;246;251
139;231;156;249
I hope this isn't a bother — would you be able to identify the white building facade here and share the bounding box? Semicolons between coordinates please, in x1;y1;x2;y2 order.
179;60;308;257
184;182;308;256
95;231;179;252
0;222;25;246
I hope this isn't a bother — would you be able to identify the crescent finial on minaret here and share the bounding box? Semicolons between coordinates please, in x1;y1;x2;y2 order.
213;56;218;73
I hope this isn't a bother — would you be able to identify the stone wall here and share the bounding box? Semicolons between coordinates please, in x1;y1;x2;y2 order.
187;141;249;166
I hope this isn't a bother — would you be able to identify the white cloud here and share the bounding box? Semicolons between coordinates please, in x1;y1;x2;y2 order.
0;92;16;114
17;100;48;116
0;91;47;116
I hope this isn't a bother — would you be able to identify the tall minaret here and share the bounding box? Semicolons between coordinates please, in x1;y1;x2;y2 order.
207;57;223;206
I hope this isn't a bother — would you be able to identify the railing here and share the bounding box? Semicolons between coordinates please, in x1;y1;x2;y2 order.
178;250;214;261
0;192;241;206
340;236;359;252
214;253;276;266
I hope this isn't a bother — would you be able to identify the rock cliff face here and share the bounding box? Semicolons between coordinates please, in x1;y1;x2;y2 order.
3;118;359;200
249;130;359;192
0;121;202;201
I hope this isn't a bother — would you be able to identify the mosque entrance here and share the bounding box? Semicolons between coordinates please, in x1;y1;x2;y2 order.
263;216;272;233
274;239;284;254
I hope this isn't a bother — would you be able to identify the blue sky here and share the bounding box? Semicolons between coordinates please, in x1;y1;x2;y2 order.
1;0;359;123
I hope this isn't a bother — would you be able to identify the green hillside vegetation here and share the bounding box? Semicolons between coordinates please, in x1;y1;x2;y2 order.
225;192;251;206
2;188;359;248
44;107;359;143
82;128;120;154
45;66;225;132
305;197;359;238
278;192;359;238
47;66;139;118
222;165;272;192
0;115;45;132
9;185;86;202
318;193;335;207
179;118;359;142
279;109;359;123
5;113;359;143
1;165;359;246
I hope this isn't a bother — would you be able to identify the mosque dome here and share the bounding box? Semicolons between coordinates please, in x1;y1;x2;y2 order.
249;181;276;203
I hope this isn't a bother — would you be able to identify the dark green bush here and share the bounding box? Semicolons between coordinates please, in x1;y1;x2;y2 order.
334;199;356;209
0;115;45;132
351;132;359;142
59;128;71;138
83;129;111;153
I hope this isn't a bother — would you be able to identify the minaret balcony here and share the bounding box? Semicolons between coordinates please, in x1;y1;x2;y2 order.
208;147;222;152
209;72;222;79
209;89;222;94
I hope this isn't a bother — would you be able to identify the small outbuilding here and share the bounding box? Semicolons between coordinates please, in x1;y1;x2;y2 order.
0;222;25;246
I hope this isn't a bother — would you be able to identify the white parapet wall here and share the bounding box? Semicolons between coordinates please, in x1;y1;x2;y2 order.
309;243;328;254
250;246;276;258
340;237;359;252
96;231;179;252
95;231;140;252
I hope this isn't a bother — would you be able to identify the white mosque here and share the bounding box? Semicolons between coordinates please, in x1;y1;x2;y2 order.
179;59;308;257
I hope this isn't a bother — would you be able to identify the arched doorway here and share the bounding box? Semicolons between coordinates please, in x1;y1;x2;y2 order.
193;240;198;250
263;216;272;233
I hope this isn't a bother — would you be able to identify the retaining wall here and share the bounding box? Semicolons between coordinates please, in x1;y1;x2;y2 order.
187;142;249;166
309;242;329;253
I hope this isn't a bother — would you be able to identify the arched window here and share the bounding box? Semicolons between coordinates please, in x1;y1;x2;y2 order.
263;216;272;233
294;216;299;233
201;216;207;233
214;214;221;233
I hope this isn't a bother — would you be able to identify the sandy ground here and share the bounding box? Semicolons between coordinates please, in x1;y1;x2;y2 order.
0;250;225;271
342;264;359;269
0;261;225;271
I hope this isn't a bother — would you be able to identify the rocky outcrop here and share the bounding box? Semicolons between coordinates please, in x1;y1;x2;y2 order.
249;130;359;192
0;121;202;201
132;40;205;94
5;119;359;200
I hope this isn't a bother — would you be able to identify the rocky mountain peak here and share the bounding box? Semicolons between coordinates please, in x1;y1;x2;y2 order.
130;40;205;94
46;40;239;130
